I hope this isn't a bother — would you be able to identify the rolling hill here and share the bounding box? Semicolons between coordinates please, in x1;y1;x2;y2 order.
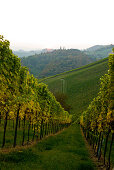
84;44;114;59
41;58;108;120
21;49;95;78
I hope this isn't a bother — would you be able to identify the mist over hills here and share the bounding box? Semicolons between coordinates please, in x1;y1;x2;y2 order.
13;49;54;58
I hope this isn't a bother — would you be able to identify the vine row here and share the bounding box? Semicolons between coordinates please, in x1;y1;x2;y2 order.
0;35;72;148
80;51;114;169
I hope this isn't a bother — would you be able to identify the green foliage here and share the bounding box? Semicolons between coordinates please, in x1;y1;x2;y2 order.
80;53;114;132
54;92;72;113
80;54;114;167
0;35;71;148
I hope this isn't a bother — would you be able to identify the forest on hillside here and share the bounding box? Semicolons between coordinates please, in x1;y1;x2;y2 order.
21;49;95;78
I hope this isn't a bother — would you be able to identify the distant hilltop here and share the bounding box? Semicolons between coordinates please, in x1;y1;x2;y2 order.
85;44;114;52
84;44;114;59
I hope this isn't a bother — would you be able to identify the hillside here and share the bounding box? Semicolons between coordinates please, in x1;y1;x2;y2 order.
42;58;108;119
84;45;105;51
21;49;95;78
84;44;114;59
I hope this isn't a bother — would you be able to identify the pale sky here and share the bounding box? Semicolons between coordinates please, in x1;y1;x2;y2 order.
0;0;114;50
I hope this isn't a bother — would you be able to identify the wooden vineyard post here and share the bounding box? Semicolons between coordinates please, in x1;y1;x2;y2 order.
104;129;110;165
2;111;8;148
13;104;20;147
108;133;114;169
22;115;26;146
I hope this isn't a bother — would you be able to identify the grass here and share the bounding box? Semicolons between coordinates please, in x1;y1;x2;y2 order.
42;58;108;117
0;124;96;170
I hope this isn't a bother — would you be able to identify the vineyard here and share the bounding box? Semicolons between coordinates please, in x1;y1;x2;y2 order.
0;35;71;148
0;35;114;170
80;51;114;169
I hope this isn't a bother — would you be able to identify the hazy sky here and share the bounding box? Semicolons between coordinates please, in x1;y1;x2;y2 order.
1;0;114;50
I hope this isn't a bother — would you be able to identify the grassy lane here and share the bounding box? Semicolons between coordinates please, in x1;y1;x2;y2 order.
0;124;95;170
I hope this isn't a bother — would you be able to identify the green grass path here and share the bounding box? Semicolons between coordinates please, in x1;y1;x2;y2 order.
0;124;95;170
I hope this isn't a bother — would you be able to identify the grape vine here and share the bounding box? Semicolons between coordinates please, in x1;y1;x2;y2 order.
80;52;114;169
0;35;72;148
